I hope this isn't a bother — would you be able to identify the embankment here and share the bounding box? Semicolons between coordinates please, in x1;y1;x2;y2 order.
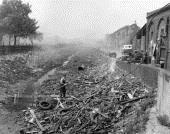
116;60;170;120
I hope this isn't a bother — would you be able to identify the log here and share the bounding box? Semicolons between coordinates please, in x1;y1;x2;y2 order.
119;95;148;105
28;108;45;132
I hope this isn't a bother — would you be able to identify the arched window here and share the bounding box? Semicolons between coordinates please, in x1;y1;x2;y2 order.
148;21;154;43
157;19;166;40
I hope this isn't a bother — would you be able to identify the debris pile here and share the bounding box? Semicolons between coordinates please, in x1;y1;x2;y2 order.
0;54;33;84
20;59;153;134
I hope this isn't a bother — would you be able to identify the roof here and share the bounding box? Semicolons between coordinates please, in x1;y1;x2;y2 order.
110;25;129;36
136;24;146;39
147;3;170;18
110;23;139;37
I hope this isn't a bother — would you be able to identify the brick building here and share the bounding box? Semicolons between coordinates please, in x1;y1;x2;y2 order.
105;23;139;51
146;3;170;70
132;24;146;51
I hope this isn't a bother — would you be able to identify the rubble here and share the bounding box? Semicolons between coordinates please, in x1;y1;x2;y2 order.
0;47;154;133
78;64;85;71
19;50;153;134
0;53;33;84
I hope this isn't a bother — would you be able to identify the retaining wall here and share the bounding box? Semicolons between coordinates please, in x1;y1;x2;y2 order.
116;61;170;117
116;61;158;88
157;70;170;116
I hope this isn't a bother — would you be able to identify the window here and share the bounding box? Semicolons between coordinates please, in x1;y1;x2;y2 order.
161;29;165;36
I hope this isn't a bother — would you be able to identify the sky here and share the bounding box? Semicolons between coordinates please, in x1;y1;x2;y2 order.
1;0;170;40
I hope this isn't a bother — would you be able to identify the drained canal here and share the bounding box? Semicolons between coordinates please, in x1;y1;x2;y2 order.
3;54;75;112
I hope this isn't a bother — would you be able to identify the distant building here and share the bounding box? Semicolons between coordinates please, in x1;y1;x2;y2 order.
105;23;140;51
132;24;146;51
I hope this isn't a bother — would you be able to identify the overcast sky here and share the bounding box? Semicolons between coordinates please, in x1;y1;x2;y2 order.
2;0;170;40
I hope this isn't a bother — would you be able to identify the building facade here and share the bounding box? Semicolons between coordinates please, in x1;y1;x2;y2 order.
132;24;146;51
105;23;140;51
146;3;170;70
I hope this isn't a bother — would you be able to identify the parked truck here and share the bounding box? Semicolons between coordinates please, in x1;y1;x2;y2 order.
121;44;133;61
120;44;144;63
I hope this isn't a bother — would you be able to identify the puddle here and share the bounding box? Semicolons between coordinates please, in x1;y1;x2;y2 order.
110;58;116;72
62;55;74;67
4;67;57;112
4;81;35;112
36;54;75;86
36;68;56;85
4;54;74;112
5;67;57;112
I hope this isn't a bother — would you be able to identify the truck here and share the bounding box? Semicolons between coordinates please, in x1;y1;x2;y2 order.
121;44;133;61
120;44;144;63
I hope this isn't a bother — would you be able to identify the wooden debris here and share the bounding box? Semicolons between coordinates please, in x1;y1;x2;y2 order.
20;51;150;134
28;108;45;132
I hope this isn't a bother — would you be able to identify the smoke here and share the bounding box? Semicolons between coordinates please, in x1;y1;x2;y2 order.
29;33;110;69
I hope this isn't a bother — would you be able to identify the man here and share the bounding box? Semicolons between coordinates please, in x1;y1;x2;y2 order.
59;75;67;98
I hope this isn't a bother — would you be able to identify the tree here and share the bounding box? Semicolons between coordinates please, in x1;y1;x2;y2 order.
0;0;39;45
29;32;43;45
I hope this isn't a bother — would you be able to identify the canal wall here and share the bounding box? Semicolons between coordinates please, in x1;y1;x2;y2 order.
116;61;170;117
116;61;158;88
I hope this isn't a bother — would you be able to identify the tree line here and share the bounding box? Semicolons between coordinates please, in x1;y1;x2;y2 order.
0;0;43;46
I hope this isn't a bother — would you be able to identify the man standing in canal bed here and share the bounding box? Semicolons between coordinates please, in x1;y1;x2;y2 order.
59;75;67;98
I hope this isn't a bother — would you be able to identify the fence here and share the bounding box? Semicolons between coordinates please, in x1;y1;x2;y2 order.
0;45;39;55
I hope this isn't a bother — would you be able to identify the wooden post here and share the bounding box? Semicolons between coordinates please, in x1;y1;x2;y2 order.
14;94;17;104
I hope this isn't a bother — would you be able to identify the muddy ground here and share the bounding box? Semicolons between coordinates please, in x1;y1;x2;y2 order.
0;46;109;134
0;45;156;134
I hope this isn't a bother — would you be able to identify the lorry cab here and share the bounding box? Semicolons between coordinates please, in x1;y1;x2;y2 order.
122;44;132;50
121;44;133;61
121;44;133;56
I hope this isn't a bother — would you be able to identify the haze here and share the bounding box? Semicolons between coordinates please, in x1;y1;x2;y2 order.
1;0;170;43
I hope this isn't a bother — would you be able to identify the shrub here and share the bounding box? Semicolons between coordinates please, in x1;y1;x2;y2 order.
157;114;170;128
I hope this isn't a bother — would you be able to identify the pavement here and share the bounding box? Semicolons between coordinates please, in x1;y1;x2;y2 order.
145;106;170;134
